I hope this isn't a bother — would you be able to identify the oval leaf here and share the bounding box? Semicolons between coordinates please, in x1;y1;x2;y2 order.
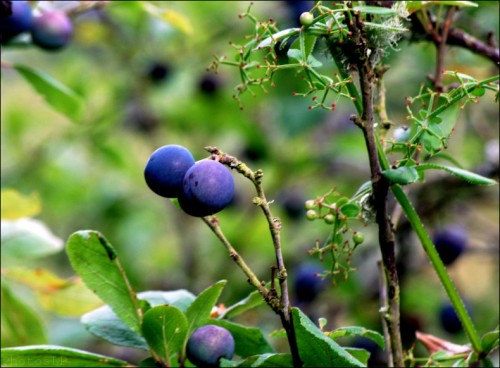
352;6;397;15
255;28;299;49
292;307;364;367
220;353;293;367
0;345;129;367
81;304;148;351
210;319;274;358
1;218;64;263
81;290;195;350
66;230;141;333
382;166;419;185
340;203;360;218
186;280;226;333
13;64;84;123
415;164;497;185
326;326;385;349
142;305;189;365
219;288;265;320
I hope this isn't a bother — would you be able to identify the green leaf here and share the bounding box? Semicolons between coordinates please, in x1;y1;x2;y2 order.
81;289;195;350
415;164;497;185
326;326;385;349
137;290;196;313
352;6;397;15
1;218;64;264
1;281;47;348
382;166;419;185
340;203;360;218
142;305;189;366
210;319;275;358
66;230;140;333
471;87;486;97
421;131;443;155
406;1;478;14
220;353;293;367
13;64;84;123
481;327;499;353
255;28;299;49
287;48;303;63
1;189;41;220
219;288;265;320
344;348;370;366
0;345;130;367
186;280;226;333
81;304;148;351
306;54;322;68
435;103;460;138
292;307;364;367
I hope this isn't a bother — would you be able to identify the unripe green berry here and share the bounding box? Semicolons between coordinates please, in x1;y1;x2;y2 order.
324;213;335;224
305;200;316;210
353;232;365;245
306;209;317;221
300;12;314;26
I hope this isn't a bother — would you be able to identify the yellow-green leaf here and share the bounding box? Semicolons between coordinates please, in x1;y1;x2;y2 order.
1;189;41;220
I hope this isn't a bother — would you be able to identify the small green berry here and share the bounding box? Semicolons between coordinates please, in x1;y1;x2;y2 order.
305;200;316;210
324;213;335;224
353;232;365;245
306;209;317;221
300;12;314;27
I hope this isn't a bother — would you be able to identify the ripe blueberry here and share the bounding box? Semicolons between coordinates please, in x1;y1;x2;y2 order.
0;1;32;44
293;262;326;303
31;11;73;50
145;61;171;84
144;145;195;198
433;225;468;265
179;160;234;217
186;325;235;367
199;74;220;95
439;303;467;334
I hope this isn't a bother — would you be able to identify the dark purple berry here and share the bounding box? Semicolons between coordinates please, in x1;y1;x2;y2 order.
144;145;195;198
439;303;468;334
433;225;468;265
180;160;234;217
293;262;326;303
199;74;220;95
145;61;171;84
0;0;32;44
186;325;235;367
31;11;73;50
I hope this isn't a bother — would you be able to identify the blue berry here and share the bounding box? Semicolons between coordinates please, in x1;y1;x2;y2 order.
293;262;326;303
439;303;467;334
179;160;234;217
31;11;73;50
0;1;33;43
144;145;195;198
186;325;235;367
433;225;468;265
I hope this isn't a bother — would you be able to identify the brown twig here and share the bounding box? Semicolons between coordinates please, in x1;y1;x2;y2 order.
328;8;404;366
203;146;302;367
411;11;500;67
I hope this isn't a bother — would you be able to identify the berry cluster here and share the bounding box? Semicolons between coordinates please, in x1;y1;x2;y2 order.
1;1;73;50
144;145;234;217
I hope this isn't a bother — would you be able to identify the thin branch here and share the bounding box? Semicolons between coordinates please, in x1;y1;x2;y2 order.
203;146;302;368
327;8;405;366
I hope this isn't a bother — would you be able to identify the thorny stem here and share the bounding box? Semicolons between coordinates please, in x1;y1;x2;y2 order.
203;146;302;367
326;7;405;366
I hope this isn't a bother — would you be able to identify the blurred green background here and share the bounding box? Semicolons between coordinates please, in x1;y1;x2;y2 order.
1;1;498;365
